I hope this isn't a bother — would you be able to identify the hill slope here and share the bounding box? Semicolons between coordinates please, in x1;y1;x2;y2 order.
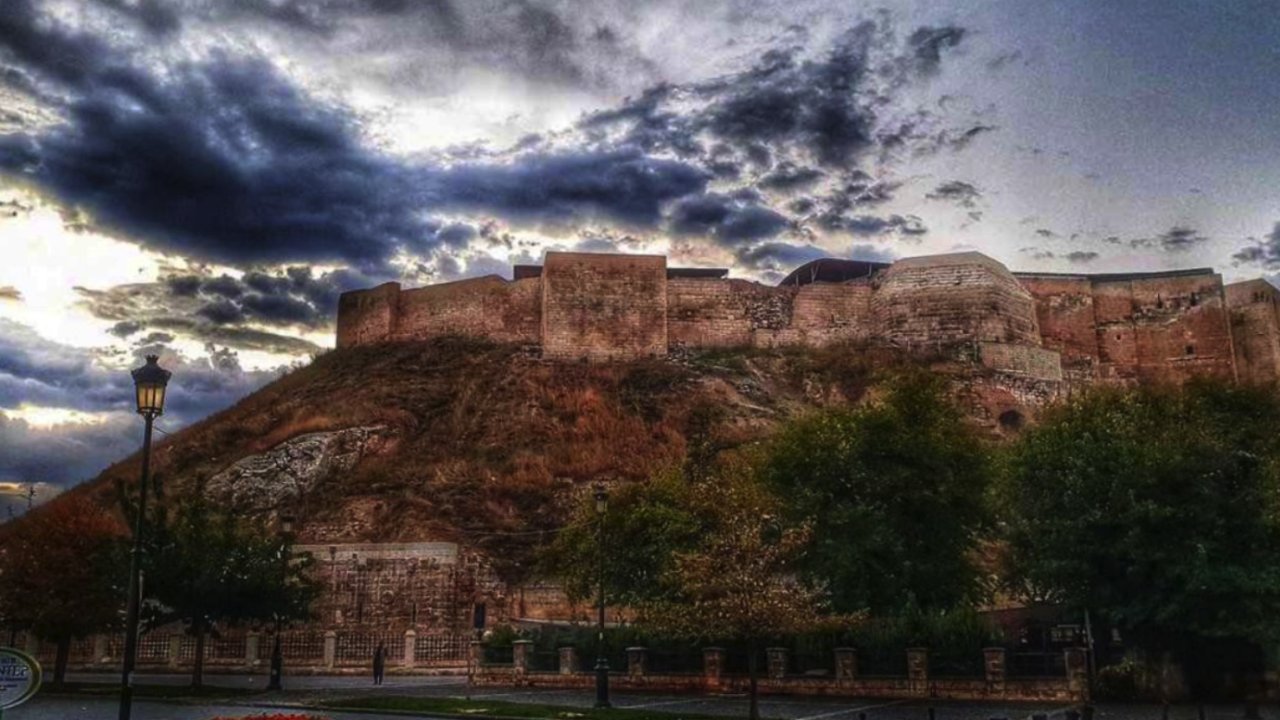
60;338;1003;579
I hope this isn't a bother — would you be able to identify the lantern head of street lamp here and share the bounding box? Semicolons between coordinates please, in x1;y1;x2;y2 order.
594;482;608;514
280;514;296;537
131;354;172;417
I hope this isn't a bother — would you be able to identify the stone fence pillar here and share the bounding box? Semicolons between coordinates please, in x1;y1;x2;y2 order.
703;647;725;688
93;635;109;664
983;647;1006;693
323;630;337;670
766;647;789;680
558;646;578;675
404;629;417;669
626;647;647;678
906;647;928;694
1064;647;1089;700
168;635;182;668
245;633;260;667
835;647;858;684
512;640;533;679
23;634;38;658
469;640;485;669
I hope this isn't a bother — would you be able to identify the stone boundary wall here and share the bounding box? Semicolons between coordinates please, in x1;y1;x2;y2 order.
471;642;1088;703
19;629;471;676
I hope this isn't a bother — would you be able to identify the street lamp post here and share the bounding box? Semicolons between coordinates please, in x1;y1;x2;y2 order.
119;355;171;720
267;514;296;691
593;483;610;709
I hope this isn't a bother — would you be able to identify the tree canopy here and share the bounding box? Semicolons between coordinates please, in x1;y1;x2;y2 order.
542;469;702;607
143;492;319;687
1000;380;1280;651
0;495;126;684
758;369;992;615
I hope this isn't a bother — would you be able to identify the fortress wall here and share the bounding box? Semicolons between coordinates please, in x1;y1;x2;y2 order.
784;281;875;345
336;282;401;348
667;277;796;348
871;254;1041;349
394;275;541;344
541;252;667;361
978;342;1064;382
1092;273;1236;383
1227;279;1280;384
1016;275;1100;382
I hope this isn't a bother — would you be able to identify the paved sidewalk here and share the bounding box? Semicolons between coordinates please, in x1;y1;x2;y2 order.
52;673;1280;720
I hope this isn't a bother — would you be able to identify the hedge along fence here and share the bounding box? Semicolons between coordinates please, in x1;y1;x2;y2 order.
472;639;1091;703
480;607;1008;680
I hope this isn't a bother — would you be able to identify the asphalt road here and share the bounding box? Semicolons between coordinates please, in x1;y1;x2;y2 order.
9;673;1277;720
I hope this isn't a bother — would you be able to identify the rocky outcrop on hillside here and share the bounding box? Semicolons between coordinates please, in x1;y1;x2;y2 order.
206;425;396;511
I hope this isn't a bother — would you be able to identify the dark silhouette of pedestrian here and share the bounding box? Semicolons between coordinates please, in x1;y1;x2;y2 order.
373;642;386;685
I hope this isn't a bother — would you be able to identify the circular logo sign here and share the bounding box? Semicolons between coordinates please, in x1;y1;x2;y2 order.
0;648;41;710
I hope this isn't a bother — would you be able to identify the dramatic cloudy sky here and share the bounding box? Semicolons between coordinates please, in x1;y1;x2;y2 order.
1;0;1279;513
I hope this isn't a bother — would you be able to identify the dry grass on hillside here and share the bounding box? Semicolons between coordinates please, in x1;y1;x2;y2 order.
60;337;919;580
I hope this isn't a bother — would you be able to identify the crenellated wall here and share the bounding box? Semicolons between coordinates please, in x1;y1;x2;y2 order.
335;251;1279;387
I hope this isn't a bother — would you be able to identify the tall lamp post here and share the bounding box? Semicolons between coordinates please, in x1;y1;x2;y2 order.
267;514;296;691
119;355;171;720
593;483;610;709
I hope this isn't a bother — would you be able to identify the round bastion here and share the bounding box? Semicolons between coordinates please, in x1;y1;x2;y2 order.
870;252;1041;349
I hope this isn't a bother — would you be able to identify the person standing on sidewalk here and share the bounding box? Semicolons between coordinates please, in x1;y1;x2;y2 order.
373;643;386;685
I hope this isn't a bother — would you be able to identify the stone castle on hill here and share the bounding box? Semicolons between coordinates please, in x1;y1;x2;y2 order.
338;251;1280;389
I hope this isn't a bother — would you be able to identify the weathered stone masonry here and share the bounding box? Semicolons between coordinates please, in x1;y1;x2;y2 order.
337;250;1280;389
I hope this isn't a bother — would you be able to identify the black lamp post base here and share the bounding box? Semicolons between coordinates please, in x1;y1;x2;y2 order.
594;660;611;708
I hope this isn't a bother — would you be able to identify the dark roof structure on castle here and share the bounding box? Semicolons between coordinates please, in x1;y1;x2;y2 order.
512;264;728;280
777;258;891;287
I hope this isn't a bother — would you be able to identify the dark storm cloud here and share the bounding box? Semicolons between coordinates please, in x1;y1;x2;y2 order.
0;1;709;269
1232;223;1280;269
1020;247;1054;260
925;180;982;208
839;214;927;238
908;26;966;75
668;193;789;245
1065;251;1100;264
0;318;288;485
759;162;825;191
585;16;972;173
0;47;428;268
734;242;829;271
432;149;708;228
0;412;138;486
92;0;183;36
74;266;356;354
1127;226;1209;253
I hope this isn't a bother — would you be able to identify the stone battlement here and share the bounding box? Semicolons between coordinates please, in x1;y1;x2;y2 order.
337;251;1280;386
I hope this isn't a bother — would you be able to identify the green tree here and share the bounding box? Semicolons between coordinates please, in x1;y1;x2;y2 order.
143;493;319;687
541;469;702;606
0;495;127;685
640;465;830;720
759;369;992;614
1000;380;1280;694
